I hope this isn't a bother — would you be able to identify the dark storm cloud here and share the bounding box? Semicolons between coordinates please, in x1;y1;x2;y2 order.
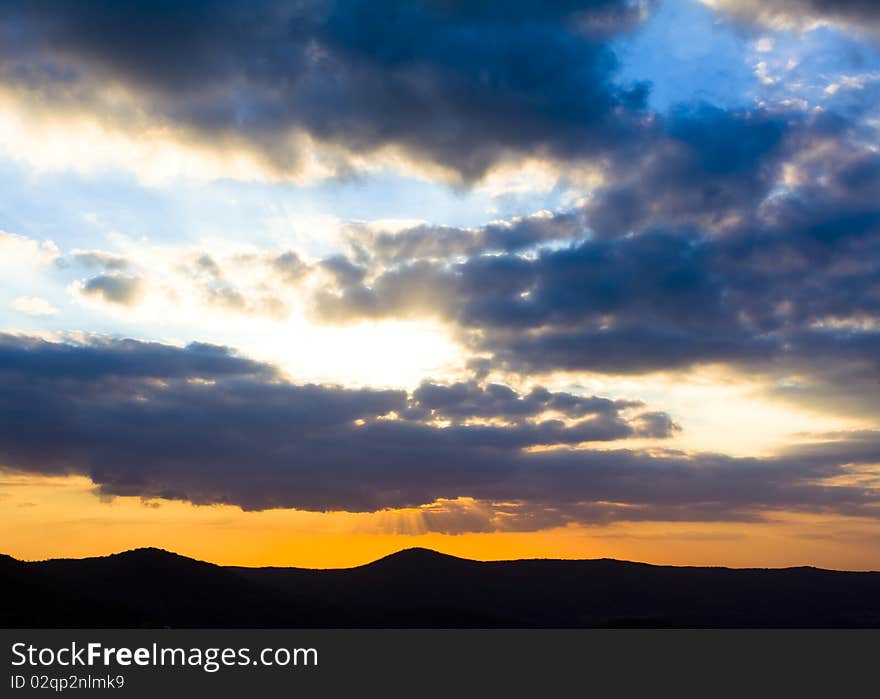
310;109;880;405
405;380;670;440
632;411;679;438
347;210;586;264
583;104;792;237
0;334;675;512
324;105;794;266
314;229;778;372
0;333;272;380
766;357;880;421
316;222;880;377
409;380;641;420
0;0;654;180
0;334;876;524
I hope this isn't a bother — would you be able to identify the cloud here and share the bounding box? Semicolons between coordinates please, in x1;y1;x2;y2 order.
408;380;642;421
314;223;875;374
54;244;308;319
0;231;59;267
702;0;880;32
12;296;57;317
173;251;295;318
583;104;792;237
303;108;880;425
272;251;309;285
344;209;585;263
5;101;869;422
0;333;876;526
79;274;144;306
203;286;289;320
0;0;654;182
0;334;273;380
66;251;130;272
60;249;146;306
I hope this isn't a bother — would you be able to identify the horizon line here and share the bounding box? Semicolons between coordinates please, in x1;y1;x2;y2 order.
4;546;878;575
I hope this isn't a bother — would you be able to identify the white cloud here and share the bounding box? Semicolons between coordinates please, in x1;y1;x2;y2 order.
755;61;778;85
12;296;58;317
0;231;59;267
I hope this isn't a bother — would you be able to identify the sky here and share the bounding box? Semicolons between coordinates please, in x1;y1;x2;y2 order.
2;0;880;569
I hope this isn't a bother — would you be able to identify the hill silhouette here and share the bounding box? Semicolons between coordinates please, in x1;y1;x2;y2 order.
2;548;880;628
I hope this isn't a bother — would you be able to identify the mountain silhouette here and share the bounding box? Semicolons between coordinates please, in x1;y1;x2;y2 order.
3;548;880;628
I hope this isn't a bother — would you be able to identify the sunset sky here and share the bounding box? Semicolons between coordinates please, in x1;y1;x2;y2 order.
2;0;880;569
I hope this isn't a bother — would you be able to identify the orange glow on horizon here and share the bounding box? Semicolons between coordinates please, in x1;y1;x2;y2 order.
2;472;880;571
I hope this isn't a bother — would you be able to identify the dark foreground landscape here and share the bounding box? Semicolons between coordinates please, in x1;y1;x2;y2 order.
2;548;880;628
